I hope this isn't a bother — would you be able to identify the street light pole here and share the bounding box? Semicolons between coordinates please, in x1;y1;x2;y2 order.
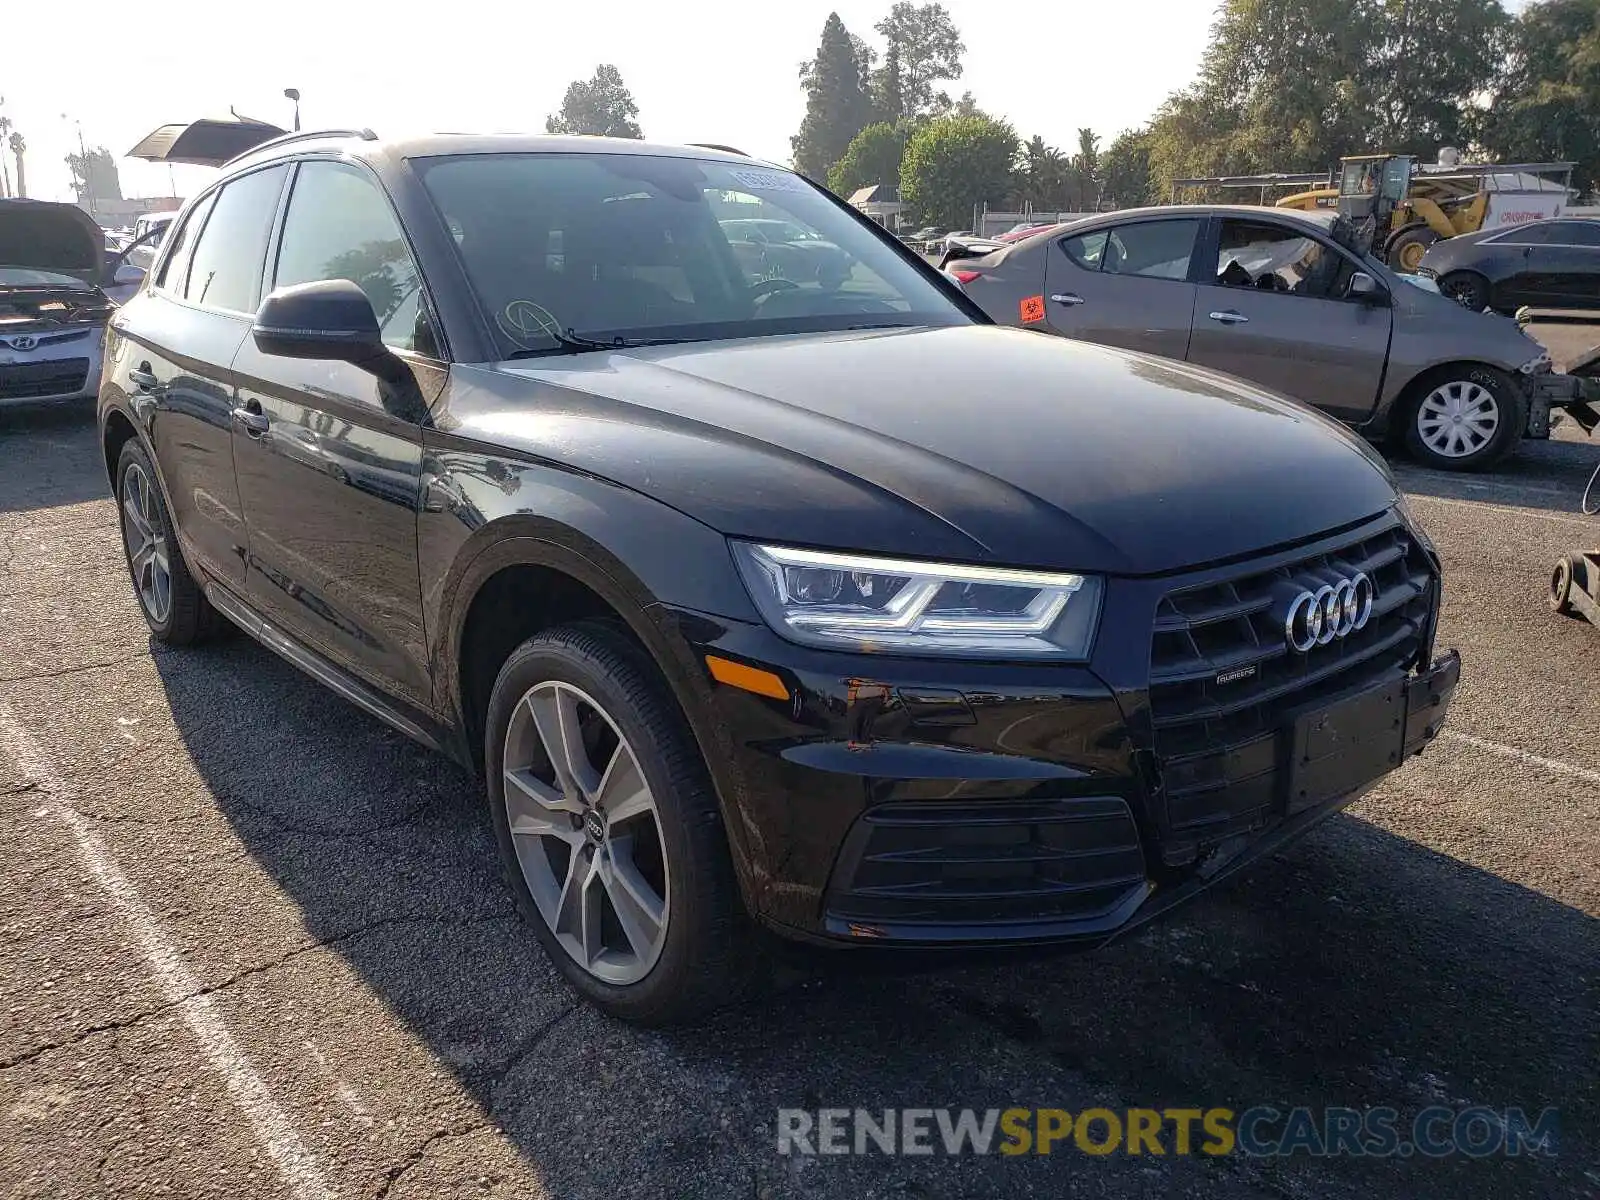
284;88;301;132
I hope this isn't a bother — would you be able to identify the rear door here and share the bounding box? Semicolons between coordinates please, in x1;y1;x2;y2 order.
132;166;289;589
1489;224;1558;306
229;158;442;711
1041;217;1201;359
1537;221;1600;305
1187;216;1392;424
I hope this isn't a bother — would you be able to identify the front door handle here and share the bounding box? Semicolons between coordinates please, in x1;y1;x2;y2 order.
1049;293;1086;306
128;365;158;391
1208;310;1250;325
231;405;270;437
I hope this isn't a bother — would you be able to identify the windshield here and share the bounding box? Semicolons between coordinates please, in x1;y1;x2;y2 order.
415;152;967;355
0;267;91;289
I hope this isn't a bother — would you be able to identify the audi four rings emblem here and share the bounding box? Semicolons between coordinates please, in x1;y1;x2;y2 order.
5;335;38;351
1284;573;1374;652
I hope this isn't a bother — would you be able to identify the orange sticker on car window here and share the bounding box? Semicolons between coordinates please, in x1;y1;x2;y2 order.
1020;295;1046;323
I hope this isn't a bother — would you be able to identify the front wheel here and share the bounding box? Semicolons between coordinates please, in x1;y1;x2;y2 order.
484;622;757;1024
1401;367;1525;472
1438;271;1490;312
1387;226;1439;274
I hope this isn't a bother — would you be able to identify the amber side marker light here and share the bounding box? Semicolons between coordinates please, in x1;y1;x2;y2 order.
705;655;790;700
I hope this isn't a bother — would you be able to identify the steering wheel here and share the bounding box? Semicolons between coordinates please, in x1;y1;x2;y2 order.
749;277;801;302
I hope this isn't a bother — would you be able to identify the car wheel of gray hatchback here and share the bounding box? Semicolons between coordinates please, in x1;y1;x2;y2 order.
483;622;759;1024
1402;366;1523;472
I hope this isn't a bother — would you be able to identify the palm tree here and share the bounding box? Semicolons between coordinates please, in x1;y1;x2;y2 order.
8;132;26;198
0;112;11;197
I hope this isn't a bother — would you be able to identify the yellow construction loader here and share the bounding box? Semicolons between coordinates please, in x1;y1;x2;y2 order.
1171;154;1574;272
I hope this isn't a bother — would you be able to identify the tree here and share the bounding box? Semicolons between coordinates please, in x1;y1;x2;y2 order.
65;146;122;203
874;2;965;119
545;64;643;138
1100;128;1154;207
1017;136;1074;210
1485;0;1600;194
792;13;876;180
9;132;26;199
871;42;905;125
1136;0;1510;201
900;114;1016;230
0;113;10;198
828;122;909;196
1072;128;1101;207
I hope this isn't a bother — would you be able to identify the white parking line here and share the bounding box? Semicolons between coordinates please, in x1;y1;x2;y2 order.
1440;728;1600;786
0;704;335;1200
1404;492;1597;531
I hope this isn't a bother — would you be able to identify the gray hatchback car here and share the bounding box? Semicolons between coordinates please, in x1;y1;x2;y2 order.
952;205;1582;471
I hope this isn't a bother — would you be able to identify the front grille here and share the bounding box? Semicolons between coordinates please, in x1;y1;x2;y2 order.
826;797;1147;929
0;358;91;400
1149;524;1433;847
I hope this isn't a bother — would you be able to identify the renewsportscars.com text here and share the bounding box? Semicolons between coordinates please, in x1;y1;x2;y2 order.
777;1106;1559;1159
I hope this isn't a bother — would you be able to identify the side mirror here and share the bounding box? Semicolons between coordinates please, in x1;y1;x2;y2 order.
253;279;388;368
1347;271;1382;302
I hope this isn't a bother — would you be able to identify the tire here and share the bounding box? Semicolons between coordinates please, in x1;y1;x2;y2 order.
484;621;758;1024
1548;555;1581;617
1438;271;1491;312
1401;365;1525;472
114;438;223;645
1387;226;1438;274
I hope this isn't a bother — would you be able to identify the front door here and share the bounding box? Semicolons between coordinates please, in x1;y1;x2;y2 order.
1187;217;1393;425
1042;217;1201;360
230;159;442;712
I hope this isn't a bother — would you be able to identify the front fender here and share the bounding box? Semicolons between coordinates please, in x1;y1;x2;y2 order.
418;434;769;904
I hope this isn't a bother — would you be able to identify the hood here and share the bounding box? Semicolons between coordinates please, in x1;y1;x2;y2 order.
450;325;1400;576
0;200;106;290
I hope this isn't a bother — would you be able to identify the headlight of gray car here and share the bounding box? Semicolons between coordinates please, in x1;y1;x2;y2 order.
732;542;1103;659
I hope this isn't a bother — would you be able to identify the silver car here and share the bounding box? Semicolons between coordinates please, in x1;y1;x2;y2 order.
951;205;1581;471
0;200;121;409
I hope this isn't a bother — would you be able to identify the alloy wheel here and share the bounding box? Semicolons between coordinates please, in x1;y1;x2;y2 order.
121;461;172;625
1416;380;1500;460
501;680;670;985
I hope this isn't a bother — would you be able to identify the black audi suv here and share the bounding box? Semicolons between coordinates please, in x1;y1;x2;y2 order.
99;131;1459;1023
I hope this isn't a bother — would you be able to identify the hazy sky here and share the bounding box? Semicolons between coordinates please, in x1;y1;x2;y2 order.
4;0;1526;209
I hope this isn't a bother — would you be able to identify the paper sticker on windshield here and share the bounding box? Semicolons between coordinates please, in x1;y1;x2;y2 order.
1020;295;1046;324
727;169;807;194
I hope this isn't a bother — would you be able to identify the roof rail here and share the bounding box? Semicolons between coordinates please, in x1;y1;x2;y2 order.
689;143;749;157
224;127;378;166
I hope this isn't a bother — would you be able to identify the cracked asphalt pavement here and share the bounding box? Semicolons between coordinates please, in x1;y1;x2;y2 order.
1;387;1597;1199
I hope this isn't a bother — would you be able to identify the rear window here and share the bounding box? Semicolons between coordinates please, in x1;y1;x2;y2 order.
182;165;287;312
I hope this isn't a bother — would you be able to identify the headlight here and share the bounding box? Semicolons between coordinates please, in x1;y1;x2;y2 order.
731;542;1102;659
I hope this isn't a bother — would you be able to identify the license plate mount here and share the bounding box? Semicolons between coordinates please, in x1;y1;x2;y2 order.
1284;675;1407;814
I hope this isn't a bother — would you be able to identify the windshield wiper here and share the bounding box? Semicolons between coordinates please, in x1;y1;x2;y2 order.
505;329;707;359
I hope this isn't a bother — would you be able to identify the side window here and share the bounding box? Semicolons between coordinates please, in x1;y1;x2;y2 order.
1552;221;1600;246
1061;230;1108;270
1501;224;1553;246
1102;219;1199;281
274;161;434;356
154;193;216;293
183;166;288;312
1214;219;1349;299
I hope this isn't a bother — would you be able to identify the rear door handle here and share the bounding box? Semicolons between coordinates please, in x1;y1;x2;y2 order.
128;366;158;391
231;405;270;437
1208;310;1249;325
1049;293;1085;306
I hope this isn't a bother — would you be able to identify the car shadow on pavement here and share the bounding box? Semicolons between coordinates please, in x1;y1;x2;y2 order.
148;639;1596;1200
0;405;110;512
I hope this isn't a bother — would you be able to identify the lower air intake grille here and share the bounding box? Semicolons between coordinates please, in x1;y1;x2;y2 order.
825;797;1147;928
0;358;90;400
